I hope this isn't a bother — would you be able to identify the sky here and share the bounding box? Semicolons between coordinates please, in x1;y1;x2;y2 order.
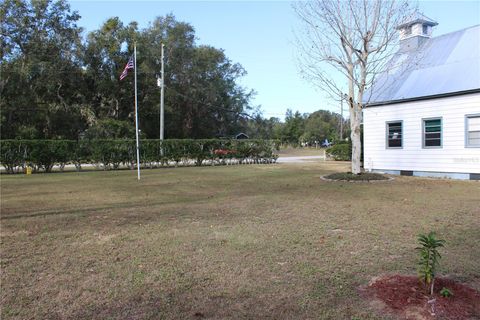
69;0;480;119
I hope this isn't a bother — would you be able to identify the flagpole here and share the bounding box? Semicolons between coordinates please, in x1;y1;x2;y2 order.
134;43;141;180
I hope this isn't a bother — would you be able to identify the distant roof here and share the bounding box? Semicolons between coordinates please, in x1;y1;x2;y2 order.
365;25;480;106
396;13;438;29
235;132;249;139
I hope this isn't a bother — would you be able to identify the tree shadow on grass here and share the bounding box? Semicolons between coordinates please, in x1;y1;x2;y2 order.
71;286;306;320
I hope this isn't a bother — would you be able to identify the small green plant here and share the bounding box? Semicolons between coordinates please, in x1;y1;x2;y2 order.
416;231;445;295
440;287;453;298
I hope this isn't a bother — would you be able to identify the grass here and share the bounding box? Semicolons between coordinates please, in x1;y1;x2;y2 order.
1;161;479;319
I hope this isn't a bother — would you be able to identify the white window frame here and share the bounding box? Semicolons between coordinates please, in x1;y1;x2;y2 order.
386;120;403;149
465;114;480;148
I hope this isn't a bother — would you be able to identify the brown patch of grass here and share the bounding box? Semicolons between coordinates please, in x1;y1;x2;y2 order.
1;162;479;319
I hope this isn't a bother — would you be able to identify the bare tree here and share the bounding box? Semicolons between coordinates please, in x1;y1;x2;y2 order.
294;0;416;174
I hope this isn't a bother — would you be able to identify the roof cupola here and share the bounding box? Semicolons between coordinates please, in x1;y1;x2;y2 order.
397;13;438;52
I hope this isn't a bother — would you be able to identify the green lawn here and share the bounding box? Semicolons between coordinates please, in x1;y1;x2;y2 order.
1;162;479;319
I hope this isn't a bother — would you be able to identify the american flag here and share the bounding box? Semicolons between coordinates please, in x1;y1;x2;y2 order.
119;56;134;80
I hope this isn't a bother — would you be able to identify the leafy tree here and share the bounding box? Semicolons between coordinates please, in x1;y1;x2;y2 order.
1;0;87;139
165;44;253;138
83;119;136;140
1;2;254;140
82;17;137;122
280;109;306;144
274;109;347;145
83;14;253;139
244;108;281;139
302;110;345;144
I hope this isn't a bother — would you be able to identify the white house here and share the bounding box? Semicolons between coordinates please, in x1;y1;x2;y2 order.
363;15;480;180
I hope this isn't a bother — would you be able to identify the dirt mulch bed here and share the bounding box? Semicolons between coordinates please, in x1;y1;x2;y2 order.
322;172;392;182
360;275;480;320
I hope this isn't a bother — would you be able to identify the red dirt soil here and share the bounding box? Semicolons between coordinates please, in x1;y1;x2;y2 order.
361;275;480;320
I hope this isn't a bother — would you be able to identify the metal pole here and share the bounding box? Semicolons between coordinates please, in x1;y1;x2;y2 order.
134;43;141;180
160;43;165;141
156;76;163;159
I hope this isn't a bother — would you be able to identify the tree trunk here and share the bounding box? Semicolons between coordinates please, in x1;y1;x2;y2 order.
350;106;362;174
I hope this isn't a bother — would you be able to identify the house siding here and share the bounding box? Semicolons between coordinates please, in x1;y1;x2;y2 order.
364;92;480;175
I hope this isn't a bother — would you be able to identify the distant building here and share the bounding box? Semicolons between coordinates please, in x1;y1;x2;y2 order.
235;132;249;140
363;15;480;180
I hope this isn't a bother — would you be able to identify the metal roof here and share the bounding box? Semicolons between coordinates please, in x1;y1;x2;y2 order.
396;13;438;29
365;25;480;106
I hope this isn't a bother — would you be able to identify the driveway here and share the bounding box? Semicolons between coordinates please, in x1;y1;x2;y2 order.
276;155;326;163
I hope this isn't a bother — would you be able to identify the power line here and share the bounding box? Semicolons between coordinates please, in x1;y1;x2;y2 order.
166;87;254;120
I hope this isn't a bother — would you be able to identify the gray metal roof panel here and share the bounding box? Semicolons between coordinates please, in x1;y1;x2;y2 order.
365;25;480;105
396;13;438;29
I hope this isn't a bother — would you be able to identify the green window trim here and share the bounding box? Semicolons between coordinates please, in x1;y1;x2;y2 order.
423;117;442;148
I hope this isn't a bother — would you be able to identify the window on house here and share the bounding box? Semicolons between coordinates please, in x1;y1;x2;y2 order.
466;115;480;147
422;25;428;35
423;118;442;148
387;121;402;148
405;26;412;36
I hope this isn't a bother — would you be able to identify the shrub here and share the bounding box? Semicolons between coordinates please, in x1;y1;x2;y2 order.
326;143;352;161
25;140;75;172
90;140;133;169
0;140;27;173
0;139;280;173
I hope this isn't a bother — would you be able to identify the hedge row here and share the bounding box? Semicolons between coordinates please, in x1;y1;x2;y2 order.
1;139;280;173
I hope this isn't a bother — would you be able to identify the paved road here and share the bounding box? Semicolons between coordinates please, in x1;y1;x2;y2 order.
276;155;326;163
